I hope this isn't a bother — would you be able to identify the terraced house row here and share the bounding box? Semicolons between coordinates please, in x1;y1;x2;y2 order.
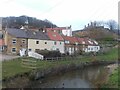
0;27;100;55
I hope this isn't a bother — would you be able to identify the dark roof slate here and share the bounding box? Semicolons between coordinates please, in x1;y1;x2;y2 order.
5;28;50;40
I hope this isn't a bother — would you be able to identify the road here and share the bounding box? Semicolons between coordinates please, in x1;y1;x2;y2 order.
0;53;20;61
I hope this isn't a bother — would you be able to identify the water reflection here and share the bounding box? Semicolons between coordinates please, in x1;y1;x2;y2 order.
29;64;114;88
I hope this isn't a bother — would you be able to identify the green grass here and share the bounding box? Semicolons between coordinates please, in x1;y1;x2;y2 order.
2;48;118;79
96;48;118;61
2;58;32;79
101;67;119;88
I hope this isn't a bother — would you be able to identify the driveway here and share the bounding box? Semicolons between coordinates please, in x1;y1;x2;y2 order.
0;53;20;61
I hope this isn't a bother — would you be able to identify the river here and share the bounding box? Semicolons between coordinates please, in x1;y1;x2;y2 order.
27;64;117;88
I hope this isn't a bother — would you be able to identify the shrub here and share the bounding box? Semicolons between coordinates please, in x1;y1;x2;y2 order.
35;50;61;58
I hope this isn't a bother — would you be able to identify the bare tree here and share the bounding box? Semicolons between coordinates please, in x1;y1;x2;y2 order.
93;21;105;27
106;20;117;30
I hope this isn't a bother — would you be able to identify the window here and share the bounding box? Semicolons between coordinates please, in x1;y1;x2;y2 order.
12;39;16;44
22;39;26;44
29;49;32;51
65;41;69;44
96;47;98;50
60;42;61;45
12;48;16;52
36;41;39;44
88;48;90;50
56;48;59;51
91;48;93;50
35;49;40;52
45;42;47;44
54;41;57;45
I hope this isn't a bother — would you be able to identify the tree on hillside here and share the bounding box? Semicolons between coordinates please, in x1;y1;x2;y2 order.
93;21;105;27
106;20;117;31
2;16;57;29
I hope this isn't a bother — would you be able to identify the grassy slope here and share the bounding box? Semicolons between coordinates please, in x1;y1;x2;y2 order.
101;67;119;89
2;48;118;79
96;48;118;61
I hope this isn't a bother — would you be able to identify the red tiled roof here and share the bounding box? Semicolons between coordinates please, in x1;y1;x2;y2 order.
62;36;78;44
47;31;64;41
61;35;99;45
0;39;5;46
77;38;85;44
77;37;98;45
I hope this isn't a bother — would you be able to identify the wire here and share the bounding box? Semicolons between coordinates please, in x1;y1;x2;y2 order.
40;0;64;17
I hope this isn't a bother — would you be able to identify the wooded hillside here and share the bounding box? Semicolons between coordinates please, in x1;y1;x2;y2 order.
2;15;57;29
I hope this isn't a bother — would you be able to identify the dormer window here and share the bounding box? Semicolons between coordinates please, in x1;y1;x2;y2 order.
88;40;93;44
53;34;56;37
75;42;78;45
94;41;98;45
82;41;85;44
65;41;69;44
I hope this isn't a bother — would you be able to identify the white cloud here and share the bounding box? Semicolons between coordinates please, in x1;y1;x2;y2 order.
0;0;119;29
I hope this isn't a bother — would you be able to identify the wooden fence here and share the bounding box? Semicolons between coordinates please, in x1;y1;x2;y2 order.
21;59;37;69
44;56;81;61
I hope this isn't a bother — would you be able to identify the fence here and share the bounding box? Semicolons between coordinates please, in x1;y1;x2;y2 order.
44;56;81;61
21;59;37;69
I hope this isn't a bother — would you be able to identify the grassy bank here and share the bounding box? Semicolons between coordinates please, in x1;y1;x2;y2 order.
2;48;118;79
101;67;119;89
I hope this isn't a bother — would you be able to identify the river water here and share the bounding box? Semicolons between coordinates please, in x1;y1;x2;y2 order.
29;64;117;88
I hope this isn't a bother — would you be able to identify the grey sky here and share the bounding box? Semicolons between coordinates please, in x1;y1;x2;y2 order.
0;0;119;30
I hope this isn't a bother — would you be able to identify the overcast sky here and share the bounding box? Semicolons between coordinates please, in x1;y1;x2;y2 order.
0;0;119;30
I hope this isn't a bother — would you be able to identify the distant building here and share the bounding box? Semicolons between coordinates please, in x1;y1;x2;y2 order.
0;17;2;30
28;30;65;54
4;28;28;55
62;36;100;55
62;36;79;55
77;38;100;53
40;26;72;36
4;27;100;55
4;28;65;55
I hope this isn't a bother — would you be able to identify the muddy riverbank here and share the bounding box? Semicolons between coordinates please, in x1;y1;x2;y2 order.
2;60;117;88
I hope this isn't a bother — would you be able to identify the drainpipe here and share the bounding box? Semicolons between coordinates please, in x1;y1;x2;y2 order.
26;38;28;56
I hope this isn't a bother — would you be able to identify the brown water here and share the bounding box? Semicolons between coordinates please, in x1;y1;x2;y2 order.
29;64;113;88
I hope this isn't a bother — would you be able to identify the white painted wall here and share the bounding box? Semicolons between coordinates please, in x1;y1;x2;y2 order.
28;51;44;60
62;28;72;36
28;39;65;53
65;47;75;55
84;45;100;52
